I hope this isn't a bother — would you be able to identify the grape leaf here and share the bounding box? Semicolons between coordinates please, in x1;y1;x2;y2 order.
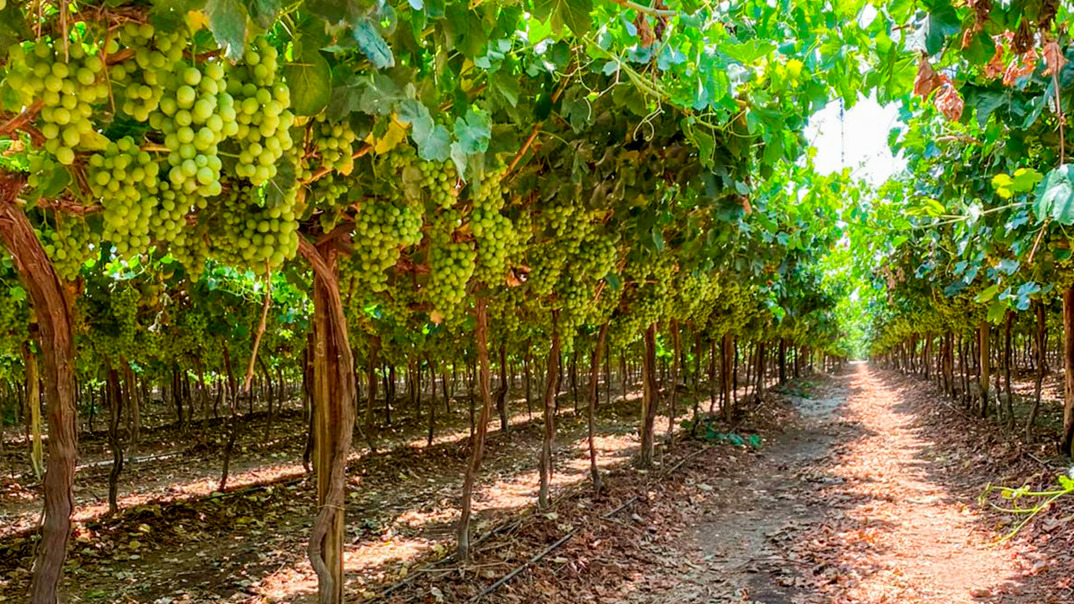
397;100;450;161
1034;164;1074;225
206;0;247;61
453;108;491;154
353;18;395;69
285;46;332;116
243;0;280;29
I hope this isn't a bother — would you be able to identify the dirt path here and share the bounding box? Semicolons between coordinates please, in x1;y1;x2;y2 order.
632;362;1032;603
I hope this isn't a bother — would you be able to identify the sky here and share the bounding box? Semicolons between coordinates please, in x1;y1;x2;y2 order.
804;95;907;185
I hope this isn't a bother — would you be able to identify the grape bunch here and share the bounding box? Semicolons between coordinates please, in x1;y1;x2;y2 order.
109;23;182;122
527;244;568;297
310;114;357;174
349;202;423;292
88;137;161;257
226;37;294;184
418;158;460;209
574;231;618;281
541;201;577;238
471;206;517;285
169;220;210;281
150;59;234;196
36;216;96;281
6;38;108;165
212;184;300;270
426;210;474;321
427;242;476;321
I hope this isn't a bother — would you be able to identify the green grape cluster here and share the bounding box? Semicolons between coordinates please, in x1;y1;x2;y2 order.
7;38;107;165
528;244;568;297
671;272;719;323
542;201;577;238
35;217;96;281
427;242;476;320
226;37;294;184
309;173;349;210
170;221;210;281
311;114;357;173
426;211;474;321
471;206;517;285
150;59;234;196
419;159;460;209
471;169;506;211
574;231;618;281
213;184;299;270
349;202;423;292
109;23;181;122
88;137;160;256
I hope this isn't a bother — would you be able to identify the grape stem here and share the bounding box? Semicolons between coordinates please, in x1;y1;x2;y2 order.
241;266;273;395
0;101;45;145
503;66;577;179
305;143;373;184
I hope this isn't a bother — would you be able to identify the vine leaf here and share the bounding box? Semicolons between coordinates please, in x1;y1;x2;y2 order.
453;108;491;154
397;100;451;161
285;46;332;116
243;0;281;29
533;0;592;36
206;0;247;61
353;19;395;69
1034;164;1074;225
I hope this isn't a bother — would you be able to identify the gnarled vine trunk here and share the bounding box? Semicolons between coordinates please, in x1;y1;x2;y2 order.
587;322;608;493
538;310;561;509
457;298;493;562
299;239;357;604
1062;287;1074;457
639;323;659;468
0;173;78;604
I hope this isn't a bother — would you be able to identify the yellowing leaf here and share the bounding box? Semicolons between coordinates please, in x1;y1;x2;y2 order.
186;10;209;32
374;118;408;155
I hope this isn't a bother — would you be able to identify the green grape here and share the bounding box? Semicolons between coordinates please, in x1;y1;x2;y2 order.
210;183;299;271
88;136;164;258
311;114;357;173
34;216;97;281
149;55;232;197
225;37;294;185
425;210;474;321
170;221;210;281
345;201;423;293
6;36;108;165
111;23;180;122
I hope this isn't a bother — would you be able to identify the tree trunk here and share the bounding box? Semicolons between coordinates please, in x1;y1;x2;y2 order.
524;354;533;419
457;299;493;562
587;323;609;493
1062;287;1074;456
721;332;733;420
1028;301;1047;441
1;176;79;604
708;339;717;413
665;320;681;447
778;338;787;384
639;323;660;468
299;240;357;604
495;343;509;431
538;310;562;509
105;360;124;515
365;336;379;451
22;344;43;480
979;323;991;419
427;358;437;447
1004;312;1015;428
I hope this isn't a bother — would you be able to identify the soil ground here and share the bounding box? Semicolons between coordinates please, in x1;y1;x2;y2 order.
2;363;1074;603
